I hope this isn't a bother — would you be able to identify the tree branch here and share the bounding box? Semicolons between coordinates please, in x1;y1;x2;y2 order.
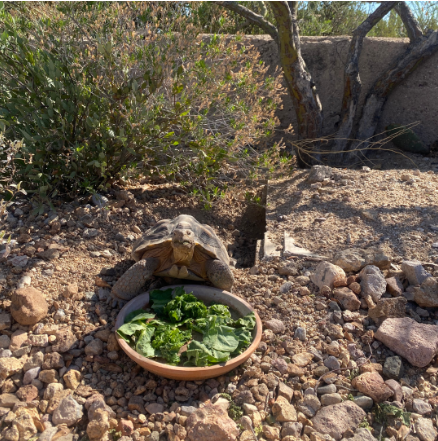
215;1;278;43
349;29;438;157
269;1;323;165
332;2;398;156
395;2;423;43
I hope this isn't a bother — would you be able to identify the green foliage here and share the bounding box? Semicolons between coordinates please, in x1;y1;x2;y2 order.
193;1;438;38
219;393;244;421
375;403;411;427
0;2;281;198
118;286;256;367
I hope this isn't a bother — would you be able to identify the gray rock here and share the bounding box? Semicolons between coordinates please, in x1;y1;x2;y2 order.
307;165;332;183
97;288;110;301
412;399;432;415
281;422;303;438
413;277;438;308
83;228;99;239
0;349;12;358
280;282;293;294
401;260;431;286
84;339;103;356
415;417;437;441
353;396;373;410
38;427;59;441
324;356;340;371
383;356;403;380
23;367;41;385
317;384;337;395
294;327;307;341
360;265;386;302
321;393;342;406
342;428;378;441
180;406;197;416
0;335;10;349
333;248;390;273
91;194;109;207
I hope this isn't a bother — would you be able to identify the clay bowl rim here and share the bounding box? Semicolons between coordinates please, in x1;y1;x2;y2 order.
115;284;263;379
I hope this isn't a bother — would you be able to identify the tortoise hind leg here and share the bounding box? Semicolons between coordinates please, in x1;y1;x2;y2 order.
206;259;234;291
111;258;159;301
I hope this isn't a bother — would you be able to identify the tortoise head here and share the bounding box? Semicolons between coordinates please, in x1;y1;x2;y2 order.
171;222;195;263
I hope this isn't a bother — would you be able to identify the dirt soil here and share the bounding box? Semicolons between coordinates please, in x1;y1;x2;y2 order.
267;154;438;265
0;154;438;441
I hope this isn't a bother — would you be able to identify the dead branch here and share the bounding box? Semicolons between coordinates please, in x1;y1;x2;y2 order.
395;2;423;42
215;1;278;43
332;2;398;157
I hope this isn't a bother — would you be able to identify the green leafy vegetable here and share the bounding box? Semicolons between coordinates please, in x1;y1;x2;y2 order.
151;324;192;365
233;312;256;329
117;287;256;366
125;309;155;323
184;341;229;367
136;326;156;357
163;292;207;323
150;288;173;314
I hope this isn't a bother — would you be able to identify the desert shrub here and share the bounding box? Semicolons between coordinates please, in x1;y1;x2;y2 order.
0;2;283;199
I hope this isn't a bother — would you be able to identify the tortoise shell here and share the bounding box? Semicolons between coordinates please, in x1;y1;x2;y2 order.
131;214;229;264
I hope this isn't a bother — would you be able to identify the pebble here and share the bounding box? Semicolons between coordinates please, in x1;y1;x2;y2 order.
353;396;374;410
324;356;340;371
412;399;432;415
317;385;337;395
294;327;307;341
320;393;342;406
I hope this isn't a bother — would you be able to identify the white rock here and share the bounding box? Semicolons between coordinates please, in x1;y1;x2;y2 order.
52;395;83;426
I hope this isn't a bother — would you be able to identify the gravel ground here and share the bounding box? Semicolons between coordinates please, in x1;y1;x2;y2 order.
0;165;437;441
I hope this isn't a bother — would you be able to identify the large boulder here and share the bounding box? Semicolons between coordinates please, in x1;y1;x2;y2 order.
10;287;48;326
311;401;366;441
311;262;346;290
333;248;390;272
375;317;438;367
186;403;239;441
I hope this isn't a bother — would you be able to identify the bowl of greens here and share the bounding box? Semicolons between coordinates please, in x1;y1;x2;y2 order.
115;284;262;380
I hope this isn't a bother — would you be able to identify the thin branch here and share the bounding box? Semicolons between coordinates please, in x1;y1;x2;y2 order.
332;2;398;156
395;2;423;43
214;1;278;43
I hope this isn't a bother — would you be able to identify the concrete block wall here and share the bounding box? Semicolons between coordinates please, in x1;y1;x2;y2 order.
240;35;438;147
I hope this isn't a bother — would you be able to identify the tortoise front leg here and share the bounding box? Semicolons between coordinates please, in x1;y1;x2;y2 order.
206;259;234;291
111;258;159;301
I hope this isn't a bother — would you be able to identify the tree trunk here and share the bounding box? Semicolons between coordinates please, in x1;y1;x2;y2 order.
331;2;398;159
347;29;438;159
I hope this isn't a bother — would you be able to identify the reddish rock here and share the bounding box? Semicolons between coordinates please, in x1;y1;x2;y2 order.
311;401;366;441
385;277;403;297
349;282;361;295
16;385;39;402
333;288;361;311
52;329;77;353
333;277;348;288
385;379;403;402
375;317;438;368
368;297;407;320
352;372;394;403
10;288;48;326
186;403;239;441
118;419;134;436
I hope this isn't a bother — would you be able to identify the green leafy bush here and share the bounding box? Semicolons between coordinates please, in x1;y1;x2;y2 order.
0;2;282;199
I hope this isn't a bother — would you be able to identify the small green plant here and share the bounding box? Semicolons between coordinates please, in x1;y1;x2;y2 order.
375;403;411;427
219;393;244;421
108;428;122;441
358;416;371;430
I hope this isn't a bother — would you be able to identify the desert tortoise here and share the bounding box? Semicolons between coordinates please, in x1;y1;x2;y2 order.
111;214;234;301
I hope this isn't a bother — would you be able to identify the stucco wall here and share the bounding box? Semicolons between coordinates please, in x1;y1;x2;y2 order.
241;35;438;147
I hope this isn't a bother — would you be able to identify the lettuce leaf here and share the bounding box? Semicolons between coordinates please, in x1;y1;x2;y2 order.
136;326;156;357
125;309;155;323
184;341;229;367
150;288;173;314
